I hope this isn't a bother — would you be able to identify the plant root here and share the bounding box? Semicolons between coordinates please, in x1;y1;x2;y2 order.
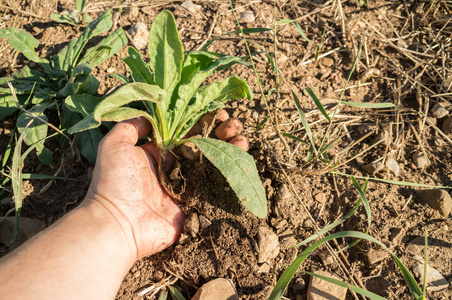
157;150;185;203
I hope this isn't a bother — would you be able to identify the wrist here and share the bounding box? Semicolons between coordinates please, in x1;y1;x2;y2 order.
80;194;138;264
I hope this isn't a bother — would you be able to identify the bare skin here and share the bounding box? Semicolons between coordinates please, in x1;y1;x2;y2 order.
0;114;248;300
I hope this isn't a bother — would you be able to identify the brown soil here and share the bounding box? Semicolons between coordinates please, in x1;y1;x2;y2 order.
1;0;452;299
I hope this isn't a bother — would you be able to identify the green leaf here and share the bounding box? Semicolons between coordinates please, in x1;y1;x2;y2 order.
109;73;130;84
167;285;187;300
64;94;103;117
76;0;87;12
303;271;386;300
0;28;48;64
281;132;310;146
37;146;53;165
62;10;113;73
292;90;318;155
75;127;103;164
173;76;252;140
68;83;166;134
187;138;267;218
277;19;312;44
81;14;92;23
269;231;422;300
0;95;19;120
341;101;397;108
50;13;78;26
148;10;183;98
16;101;51;147
304;87;330;121
79;28;127;68
123;47;155;84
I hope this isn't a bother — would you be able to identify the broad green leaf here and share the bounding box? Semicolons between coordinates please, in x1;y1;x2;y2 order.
75;128;103;164
304;87;330;121
50;13;78;26
179;51;218;84
123;47;155;84
100;107;155;123
187;138;267;218
341;101;397;108
78;75;100;95
81;14;92;23
170;56;241;133
62;10;113;73
76;0;87;12
0;95;18;120
16;101;51;147
68;83;165;134
0;28;48;64
269;231;422;300
167;285;187;300
303;271;386;300
292;91;318;155
79;28;127;67
37;146;52;166
148;10;183;99
173;76;252;140
201;27;272;51
64;94;103;117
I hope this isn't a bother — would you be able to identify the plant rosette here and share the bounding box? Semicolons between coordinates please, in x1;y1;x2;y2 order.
69;10;267;218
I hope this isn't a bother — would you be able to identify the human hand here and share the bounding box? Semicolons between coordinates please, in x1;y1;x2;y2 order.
83;117;185;260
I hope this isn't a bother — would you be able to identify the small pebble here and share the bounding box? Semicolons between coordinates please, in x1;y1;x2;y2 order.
317;250;334;266
127;22;149;50
181;1;202;13
322;57;334;67
257;226;280;264
366;249;389;264
107;67;115;73
385;157;400;176
276;184;292;202
192;278;239;300
124;6;139;19
314;192;327;203
293;277;306;292
362;161;385;174
239;11;255;23
198;215;211;229
307;270;347;300
412;151;428;169
258;262;271;273
431;103;448;119
184;213;200;238
412;255;449;292
417;189;452;217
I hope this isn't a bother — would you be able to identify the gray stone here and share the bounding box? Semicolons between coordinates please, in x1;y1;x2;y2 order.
0;217;44;246
198;215;211;229
257;226;280;264
307;270;347;300
385;157;400;176
239;11;255;23
442;116;452;134
412;255;449;292
127;22;149;50
413;151;428;169
317;250;334;266
431;103;448;119
417;189;452;217
184;213;199;237
181;1;201;13
192;278;239;300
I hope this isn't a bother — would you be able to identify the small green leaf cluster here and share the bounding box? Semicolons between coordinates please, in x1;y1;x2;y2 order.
69;10;267;218
0;10;127;164
50;0;92;26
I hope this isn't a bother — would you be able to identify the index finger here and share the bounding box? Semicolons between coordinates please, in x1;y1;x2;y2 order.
104;117;153;146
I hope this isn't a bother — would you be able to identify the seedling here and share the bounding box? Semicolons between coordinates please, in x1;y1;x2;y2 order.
0;10;127;164
50;0;92;26
69;10;267;218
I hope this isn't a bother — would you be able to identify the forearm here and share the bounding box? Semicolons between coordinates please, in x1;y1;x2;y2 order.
0;198;136;300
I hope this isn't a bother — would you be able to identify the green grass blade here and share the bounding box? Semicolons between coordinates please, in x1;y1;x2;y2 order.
167;285;187;300
341;101;397;109
2;129;14;172
304;87;330;121
281;132;310;146
304;271;387;300
157;289;168;300
270;231;422;300
292;90;318;155
277;19;312;44
332;171;452;189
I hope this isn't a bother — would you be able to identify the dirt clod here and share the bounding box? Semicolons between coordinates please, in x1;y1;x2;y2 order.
127;22;149;50
362;161;385;174
412;152;429;169
314;192;327;203
238;11;255;23
257;226;280;264
412;255;449;292
181;1;201;14
307;270;347;300
431;103;448;119
192;278;239;300
417;189;452;217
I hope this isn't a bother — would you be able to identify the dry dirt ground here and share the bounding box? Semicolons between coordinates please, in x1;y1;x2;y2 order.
1;0;452;299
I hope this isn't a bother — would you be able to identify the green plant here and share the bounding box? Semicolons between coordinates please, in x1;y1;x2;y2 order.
269;177;425;300
0;10;127;164
69;10;267;218
50;0;92;26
